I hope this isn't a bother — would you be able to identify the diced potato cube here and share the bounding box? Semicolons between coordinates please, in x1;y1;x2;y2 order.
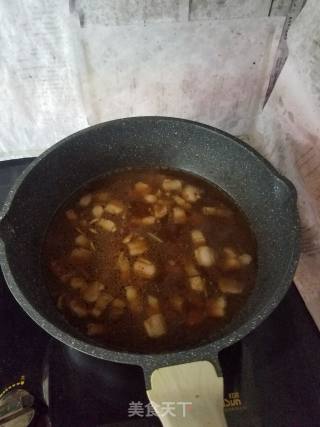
144;313;167;338
184;262;199;277
239;253;252;266
162;179;182;192
133;258;156;279
79;193;92;207
147;295;160;310
189;276;206;292
122;233;133;244
70;248;92;265
87;323;106;336
207;296;226;318
105;200;124;215
75;234;90;248
182;185;201;203
127;237;148;256
97;218;117;232
173;195;191;210
173;207;187;224
170;295;184;313
92;292;113;317
65;209;78;220
144;194;157;204
92;205;104;218
153;202;168;219
117;252;130;281
69;299;88;318
194;246;215;267
69;276;87;290
93;191;109;202
125;286;138;301
125;286;143;314
81;281;104;303
141;216;156;225
95;292;113;308
134;181;151;195
218;277;244;294
191;229;206;246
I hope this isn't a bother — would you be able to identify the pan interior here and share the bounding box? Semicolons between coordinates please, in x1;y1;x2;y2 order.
1;117;299;355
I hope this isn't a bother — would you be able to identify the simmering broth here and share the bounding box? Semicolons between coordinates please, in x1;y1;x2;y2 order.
43;169;257;352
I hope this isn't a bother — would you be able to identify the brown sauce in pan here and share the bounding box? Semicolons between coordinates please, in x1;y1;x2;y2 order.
42;169;257;352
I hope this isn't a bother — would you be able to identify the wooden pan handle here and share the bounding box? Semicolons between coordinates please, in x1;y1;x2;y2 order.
147;360;227;427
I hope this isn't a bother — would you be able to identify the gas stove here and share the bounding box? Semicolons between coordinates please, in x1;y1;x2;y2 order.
0;158;319;427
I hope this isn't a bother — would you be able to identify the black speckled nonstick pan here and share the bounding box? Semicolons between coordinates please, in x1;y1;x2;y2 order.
0;117;299;426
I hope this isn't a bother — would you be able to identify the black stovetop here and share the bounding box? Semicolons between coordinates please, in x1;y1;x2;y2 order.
0;158;319;427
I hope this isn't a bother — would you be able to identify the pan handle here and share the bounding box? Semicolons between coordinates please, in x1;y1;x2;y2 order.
146;360;227;427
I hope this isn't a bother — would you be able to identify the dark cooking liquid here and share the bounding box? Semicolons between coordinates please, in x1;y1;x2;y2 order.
43;169;257;353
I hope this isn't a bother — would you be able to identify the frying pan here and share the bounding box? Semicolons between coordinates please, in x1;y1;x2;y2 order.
0;117;299;426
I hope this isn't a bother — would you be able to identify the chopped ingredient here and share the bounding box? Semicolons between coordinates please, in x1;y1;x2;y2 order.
154;202;168;219
92;292;113;317
172;207;187;224
93;191;109;202
144;194;157;204
194;246;215;267
239;253;252;266
134;181;151;195
133;258;156;279
207;296;226;318
81;281;104;303
184;261;199;277
147;232;163;243
182;185;201;203
173;195;191;210
92;205;104;218
69;276;87;290
97;218;117;232
70;248;92;265
79;194;92;207
75;234;90;248
141;216;156;225
105;200;124;215
116;252;130;281
202;206;233;218
218;277;244;294
191;229;206;246
189;276;206;292
69;299;88;318
147;295;160;314
144;313;167;338
127;237;148;256
125;286;143;314
162;179;182;192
